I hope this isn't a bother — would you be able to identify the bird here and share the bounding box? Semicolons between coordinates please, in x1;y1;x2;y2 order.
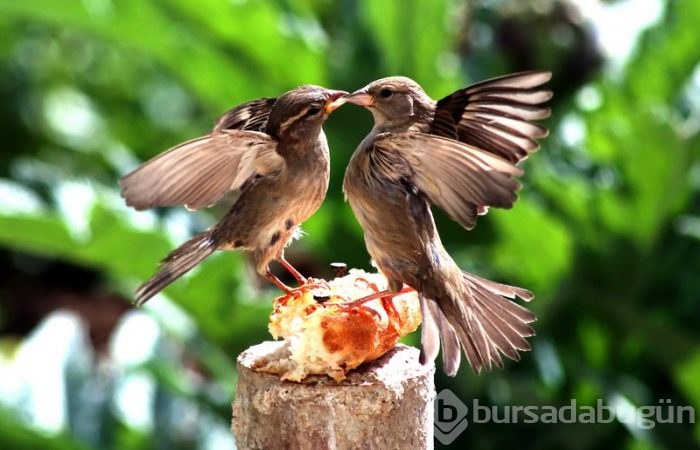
336;71;552;375
120;85;347;306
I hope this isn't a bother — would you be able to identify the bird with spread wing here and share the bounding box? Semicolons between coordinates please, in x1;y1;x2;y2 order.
120;86;346;306
336;71;552;374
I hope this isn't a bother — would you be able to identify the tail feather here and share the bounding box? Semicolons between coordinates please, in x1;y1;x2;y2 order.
470;297;527;360
418;295;440;365
468;280;534;351
454;310;499;373
460;271;535;374
454;322;483;373
433;302;461;376
421;297;462;376
463;273;535;300
134;232;217;307
423;271;536;375
480;293;536;337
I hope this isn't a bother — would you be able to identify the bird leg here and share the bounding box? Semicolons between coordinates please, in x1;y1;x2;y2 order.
381;297;402;337
279;257;308;285
345;286;415;307
264;269;297;296
265;266;323;299
354;276;381;293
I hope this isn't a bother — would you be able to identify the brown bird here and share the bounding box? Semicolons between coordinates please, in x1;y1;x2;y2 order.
120;85;347;306
337;71;552;375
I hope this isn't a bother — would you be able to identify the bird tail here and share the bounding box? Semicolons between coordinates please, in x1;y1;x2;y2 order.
419;271;536;376
134;232;217;307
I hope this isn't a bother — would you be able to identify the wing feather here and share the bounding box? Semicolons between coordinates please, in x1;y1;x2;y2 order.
432;70;552;163
119;130;282;211
213;97;276;132
372;133;522;230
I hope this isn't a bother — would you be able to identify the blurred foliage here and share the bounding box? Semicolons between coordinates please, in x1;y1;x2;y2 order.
0;0;698;449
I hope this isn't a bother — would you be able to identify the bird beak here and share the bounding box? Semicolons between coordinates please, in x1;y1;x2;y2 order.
324;90;349;114
342;89;374;107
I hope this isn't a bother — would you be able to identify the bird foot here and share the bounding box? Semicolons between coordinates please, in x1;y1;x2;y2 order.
278;257;308;285
353;276;380;293
284;279;329;298
344;286;415;308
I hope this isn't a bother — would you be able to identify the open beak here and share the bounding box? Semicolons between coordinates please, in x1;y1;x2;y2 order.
324;90;349;114
342;89;374;107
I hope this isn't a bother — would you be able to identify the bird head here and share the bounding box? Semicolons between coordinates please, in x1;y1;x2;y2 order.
334;77;435;131
266;85;347;141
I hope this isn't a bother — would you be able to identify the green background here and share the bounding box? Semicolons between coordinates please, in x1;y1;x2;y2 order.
0;0;698;449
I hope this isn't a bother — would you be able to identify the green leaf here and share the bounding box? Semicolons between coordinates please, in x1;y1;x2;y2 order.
0;407;89;450
674;350;700;442
0;0;326;109
488;198;573;302
360;0;461;93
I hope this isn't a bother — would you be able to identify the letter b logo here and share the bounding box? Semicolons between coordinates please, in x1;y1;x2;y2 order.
438;399;458;422
434;389;469;445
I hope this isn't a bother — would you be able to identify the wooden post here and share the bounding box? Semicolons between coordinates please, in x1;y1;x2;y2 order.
232;341;435;450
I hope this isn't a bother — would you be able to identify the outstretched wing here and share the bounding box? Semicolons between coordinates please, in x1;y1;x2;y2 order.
372;132;522;230
120;130;283;211
431;71;552;163
213;97;277;132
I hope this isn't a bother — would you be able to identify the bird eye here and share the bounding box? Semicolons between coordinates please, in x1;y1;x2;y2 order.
306;107;321;116
379;88;393;98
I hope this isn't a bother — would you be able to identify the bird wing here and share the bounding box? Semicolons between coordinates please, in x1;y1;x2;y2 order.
213;97;277;132
372;132;522;230
431;71;552;163
119;130;283;211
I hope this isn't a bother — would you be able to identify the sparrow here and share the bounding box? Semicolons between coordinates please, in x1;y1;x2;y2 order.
336;71;552;374
120;85;347;306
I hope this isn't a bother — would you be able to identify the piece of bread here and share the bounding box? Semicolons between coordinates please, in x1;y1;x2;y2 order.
254;269;421;382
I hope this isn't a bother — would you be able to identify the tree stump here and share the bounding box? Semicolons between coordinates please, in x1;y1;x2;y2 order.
232;341;435;450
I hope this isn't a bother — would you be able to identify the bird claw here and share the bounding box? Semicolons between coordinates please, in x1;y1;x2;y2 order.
308;277;331;290
337;299;382;320
285;287;305;299
381;297;403;333
353;276;380;293
285;279;330;299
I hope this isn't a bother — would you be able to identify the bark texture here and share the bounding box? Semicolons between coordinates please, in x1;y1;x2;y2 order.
232;341;435;450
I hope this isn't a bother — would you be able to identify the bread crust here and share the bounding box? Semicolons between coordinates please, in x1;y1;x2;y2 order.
259;269;421;381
